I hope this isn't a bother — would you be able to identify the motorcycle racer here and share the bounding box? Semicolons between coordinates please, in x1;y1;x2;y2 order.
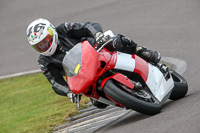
26;18;161;107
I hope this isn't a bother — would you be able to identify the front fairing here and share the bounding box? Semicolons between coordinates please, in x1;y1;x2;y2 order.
62;41;98;94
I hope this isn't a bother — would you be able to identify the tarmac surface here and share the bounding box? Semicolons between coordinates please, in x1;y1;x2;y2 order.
1;0;200;133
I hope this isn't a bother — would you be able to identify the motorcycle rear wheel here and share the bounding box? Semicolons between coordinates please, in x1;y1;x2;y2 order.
103;79;162;115
169;69;188;100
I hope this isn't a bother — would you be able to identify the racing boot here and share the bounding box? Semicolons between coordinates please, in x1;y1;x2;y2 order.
121;36;161;64
136;46;161;64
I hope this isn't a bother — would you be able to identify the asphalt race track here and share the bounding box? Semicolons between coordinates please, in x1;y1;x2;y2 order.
1;0;200;133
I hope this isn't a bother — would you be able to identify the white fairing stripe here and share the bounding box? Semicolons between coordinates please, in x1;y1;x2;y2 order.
114;52;135;72
146;64;174;102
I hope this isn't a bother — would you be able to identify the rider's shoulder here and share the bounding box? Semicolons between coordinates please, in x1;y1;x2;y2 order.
55;22;65;32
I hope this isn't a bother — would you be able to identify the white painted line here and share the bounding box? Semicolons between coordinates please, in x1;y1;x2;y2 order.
161;57;187;75
0;69;41;80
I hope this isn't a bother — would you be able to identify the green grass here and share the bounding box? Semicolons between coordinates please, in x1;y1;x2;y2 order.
0;73;90;133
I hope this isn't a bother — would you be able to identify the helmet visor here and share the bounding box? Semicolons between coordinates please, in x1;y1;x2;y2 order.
32;27;54;53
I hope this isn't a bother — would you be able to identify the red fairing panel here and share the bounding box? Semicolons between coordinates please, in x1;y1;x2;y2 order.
67;41;98;94
101;73;135;90
132;55;149;82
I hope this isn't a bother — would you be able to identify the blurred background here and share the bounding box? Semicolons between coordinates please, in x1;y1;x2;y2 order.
1;0;200;133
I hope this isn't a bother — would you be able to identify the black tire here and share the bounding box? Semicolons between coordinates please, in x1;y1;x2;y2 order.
169;69;188;100
103;79;162;115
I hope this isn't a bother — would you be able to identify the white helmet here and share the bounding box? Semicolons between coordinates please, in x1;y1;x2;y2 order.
26;18;58;56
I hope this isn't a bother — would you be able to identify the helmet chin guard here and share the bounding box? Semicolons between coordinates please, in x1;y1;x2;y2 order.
27;18;58;56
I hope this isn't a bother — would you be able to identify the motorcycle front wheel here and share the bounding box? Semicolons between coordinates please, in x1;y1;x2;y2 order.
103;79;162;115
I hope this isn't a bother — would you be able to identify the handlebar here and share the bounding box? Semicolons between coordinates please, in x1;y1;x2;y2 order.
95;39;114;52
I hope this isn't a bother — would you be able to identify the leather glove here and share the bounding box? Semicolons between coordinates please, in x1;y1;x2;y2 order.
67;91;81;103
95;32;108;45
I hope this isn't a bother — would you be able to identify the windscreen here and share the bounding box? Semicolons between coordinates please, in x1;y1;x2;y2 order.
62;43;82;77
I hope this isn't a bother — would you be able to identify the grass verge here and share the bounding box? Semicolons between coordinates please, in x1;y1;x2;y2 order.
0;73;90;133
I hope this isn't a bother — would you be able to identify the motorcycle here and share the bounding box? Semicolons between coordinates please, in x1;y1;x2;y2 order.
62;30;188;115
